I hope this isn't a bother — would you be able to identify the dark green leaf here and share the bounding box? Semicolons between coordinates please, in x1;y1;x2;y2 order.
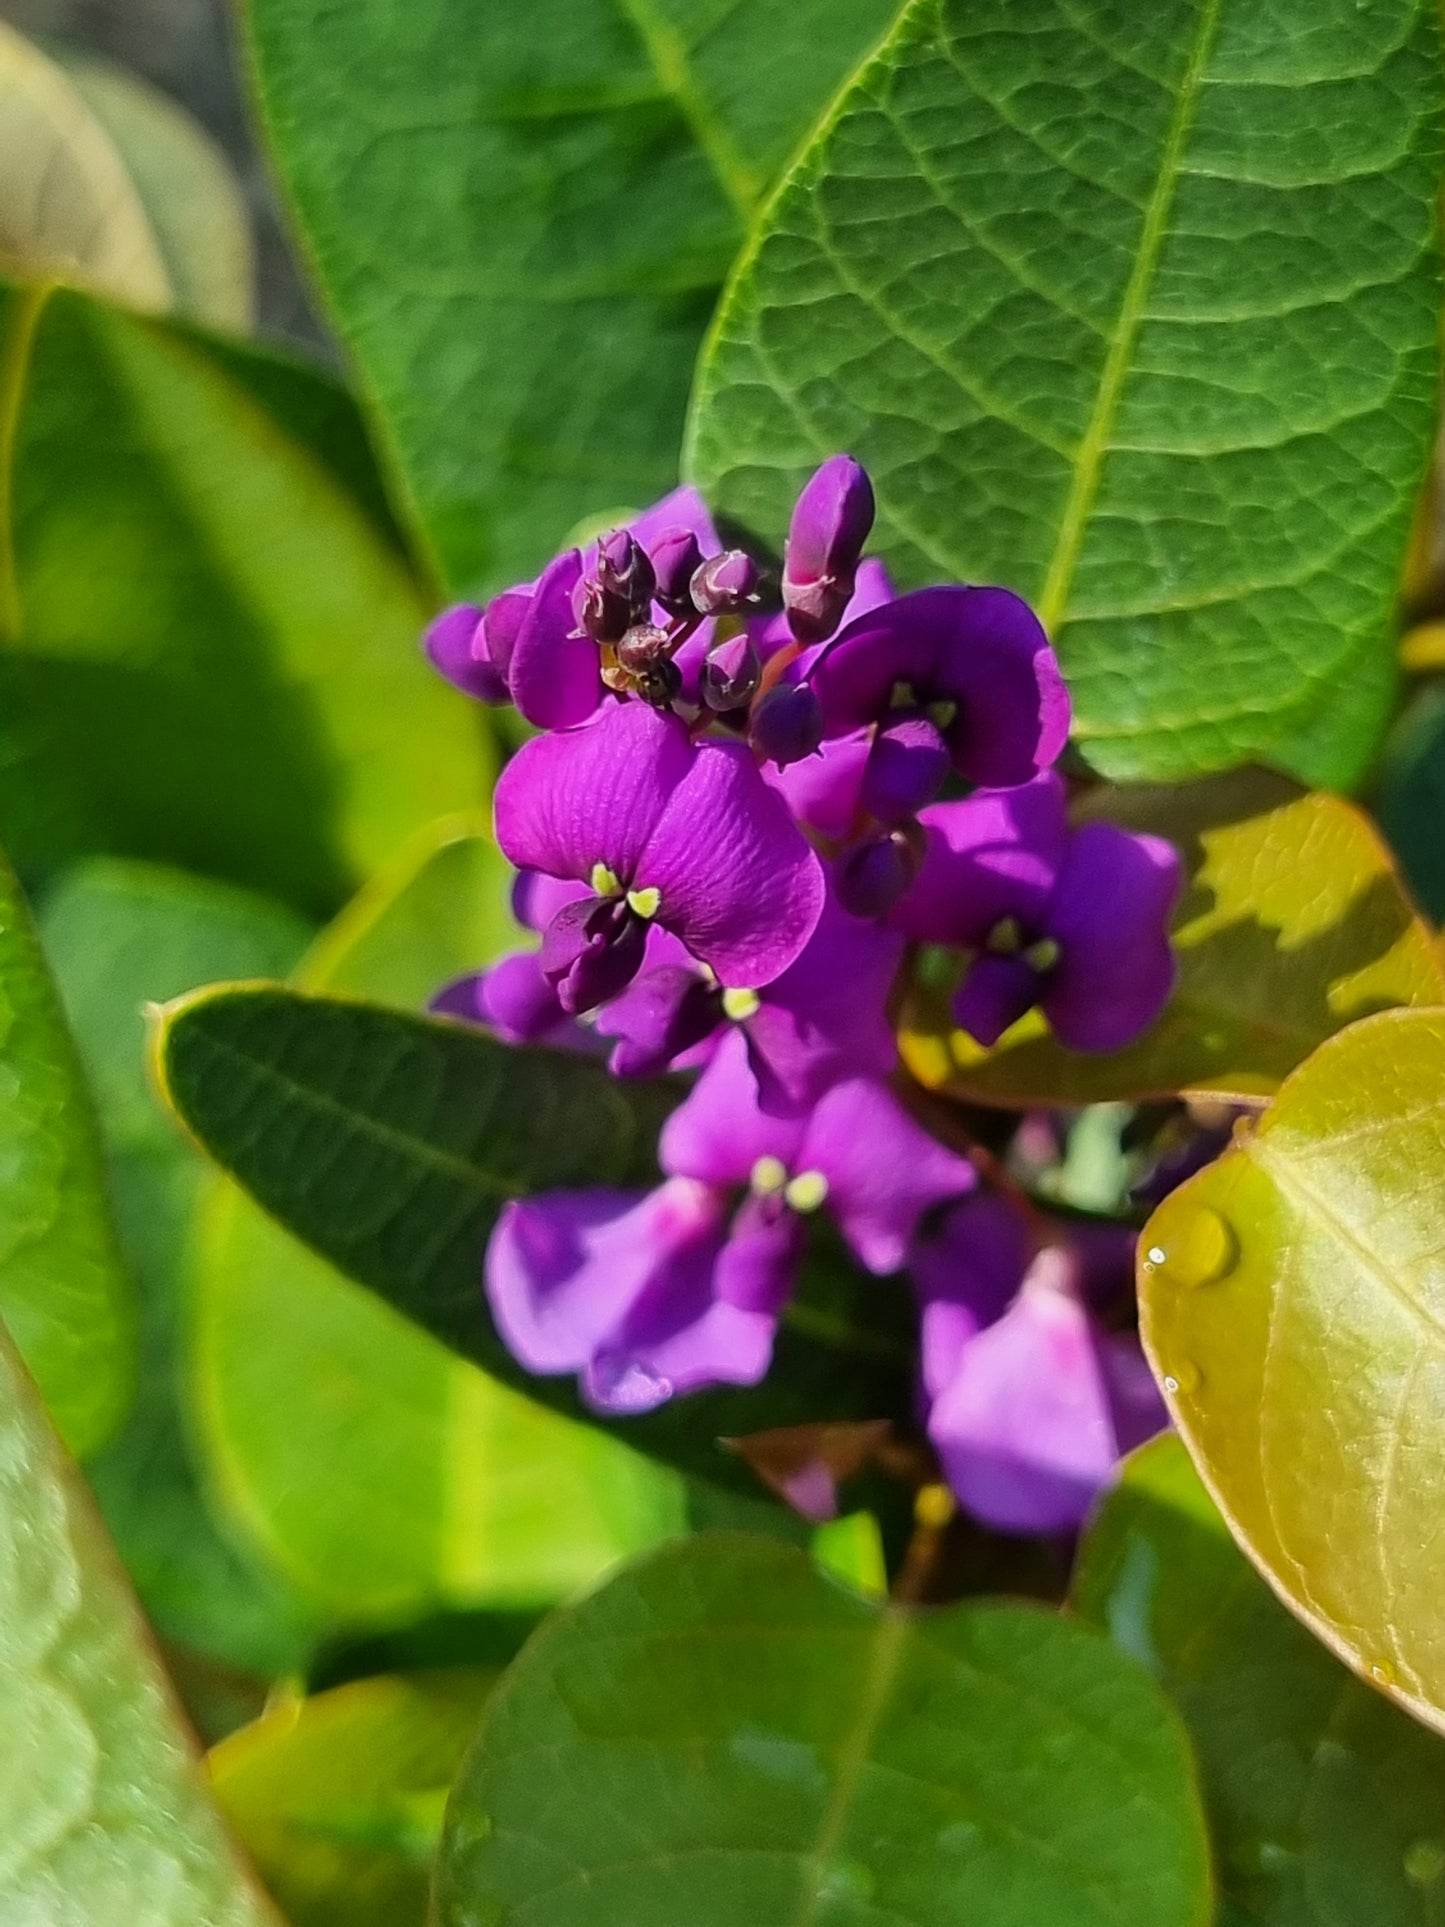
243;0;899;592
1076;1436;1445;1927
688;0;1443;785
437;1533;1212;1926
1374;682;1445;922
154;984;912;1493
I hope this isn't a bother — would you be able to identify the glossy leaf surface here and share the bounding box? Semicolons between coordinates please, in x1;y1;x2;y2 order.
437;1533;1211;1926
688;0;1443;784
1139;1008;1445;1734
194;822;685;1622
243;0;898;591
211;1669;494;1927
1077;1435;1445;1927
0;842;132;1456
903;771;1444;1106
155;984;913;1493
0;1317;278;1924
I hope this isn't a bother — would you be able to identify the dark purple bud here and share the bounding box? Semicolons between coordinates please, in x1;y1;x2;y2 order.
597;528;656;614
615;622;672;675
649;526;707;616
783;455;875;644
749;681;824;768
690;549;759;616
859;713;950;826
700;632;762;712
424;604;509;704
835;829;923;919
540;897;648;1016
601;966;722;1077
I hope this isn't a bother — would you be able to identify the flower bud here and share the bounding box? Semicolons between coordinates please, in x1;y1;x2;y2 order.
835;828;923;919
634;656;683;710
615;622;672;675
783;454;875;644
690;548;759;616
573;529;657;642
749;681;824;767
700;632;762;712
423;603;509;704
649;527;707;615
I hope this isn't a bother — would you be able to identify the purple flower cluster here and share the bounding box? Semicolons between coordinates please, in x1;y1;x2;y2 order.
425;459;1182;1534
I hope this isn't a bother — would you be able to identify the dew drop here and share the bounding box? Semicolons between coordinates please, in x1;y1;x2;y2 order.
1405;1838;1445;1886
1163;1360;1201;1396
1152;1209;1238;1289
813;1860;875;1905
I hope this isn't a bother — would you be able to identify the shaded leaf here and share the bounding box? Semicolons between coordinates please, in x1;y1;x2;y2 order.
436;1533;1211;1925
1139;1007;1445;1735
155;984;913;1494
688;0;1443;785
243;0;899;592
1076;1435;1445;1927
902;770;1443;1106
0;1316;279;1924
210;1669;494;1927
1374;682;1445;921
0;841;132;1456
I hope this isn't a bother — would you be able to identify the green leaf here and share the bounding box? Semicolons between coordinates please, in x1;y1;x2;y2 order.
211;1669;495;1927
192;820;686;1623
436;1533;1211;1925
902;770;1445;1106
38;857;326;1674
0;841;132;1456
1076;1435;1445;1927
687;0;1443;785
0;1316;280;1924
0;280;488;913
155;983;913;1493
1138;1006;1445;1736
243;0;899;592
1374;682;1445;922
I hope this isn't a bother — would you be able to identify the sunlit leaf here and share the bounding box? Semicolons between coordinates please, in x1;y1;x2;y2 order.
1139;1007;1445;1736
436;1533;1212;1926
0;1316;279;1924
1076;1435;1445;1927
688;0;1443;785
903;771;1443;1106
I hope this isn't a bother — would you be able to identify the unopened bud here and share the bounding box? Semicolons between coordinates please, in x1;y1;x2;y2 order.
615;622;672;675
749;681;825;767
690;548;759;616
834;829;923;919
596;528;656;613
782;454;874;644
649;527;707;615
700;632;762;712
634;656;683;710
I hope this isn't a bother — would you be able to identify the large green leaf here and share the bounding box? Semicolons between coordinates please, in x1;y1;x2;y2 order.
902;771;1444;1106
38;857;325;1675
155;983;913;1493
0;280;487;912
243;0;900;592
687;0;1443;785
436;1533;1211;1925
1139;1007;1445;1736
0;841;132;1456
211;1669;495;1927
0;1316;279;1924
193;821;686;1623
1076;1435;1445;1927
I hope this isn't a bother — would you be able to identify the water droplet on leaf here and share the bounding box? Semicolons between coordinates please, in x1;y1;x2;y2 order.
814;1860;875;1905
1405;1838;1445;1885
1153;1209;1238;1289
1163;1360;1201;1396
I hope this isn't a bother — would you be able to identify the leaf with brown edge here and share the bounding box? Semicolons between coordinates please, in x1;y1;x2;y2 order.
1138;1007;1445;1737
901;770;1443;1108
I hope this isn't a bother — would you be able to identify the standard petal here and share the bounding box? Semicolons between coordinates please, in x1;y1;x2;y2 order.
659;1028;804;1187
891;775;1068;945
512;870;589;933
626;484;721;558
1042;825;1181;1051
932;586;1071;785
506;549;603;729
424;604;509;702
800;1079;974;1274
494;700;693;886
910;1193;1032;1401
764;729;873;840
637;736;825;987
808;597;939;735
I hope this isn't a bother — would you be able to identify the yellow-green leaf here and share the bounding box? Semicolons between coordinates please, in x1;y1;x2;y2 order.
1139;1007;1445;1736
902;770;1443;1107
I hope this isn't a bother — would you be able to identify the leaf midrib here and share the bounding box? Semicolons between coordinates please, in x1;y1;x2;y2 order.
0;281;49;642
617;0;760;222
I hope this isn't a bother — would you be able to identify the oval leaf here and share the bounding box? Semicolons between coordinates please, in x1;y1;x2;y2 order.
0;841;132;1456
436;1533;1211;1926
902;770;1444;1106
687;0;1444;785
1077;1435;1445;1926
1139;1007;1445;1734
0;1317;278;1923
153;984;912;1493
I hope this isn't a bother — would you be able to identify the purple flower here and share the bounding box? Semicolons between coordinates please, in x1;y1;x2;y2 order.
494;700;825;1011
809;586;1071;793
423;594;528;706
783;456;876;644
892;773;1181;1052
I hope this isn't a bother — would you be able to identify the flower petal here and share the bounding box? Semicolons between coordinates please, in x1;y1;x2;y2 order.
506;549;603;730
1042;825;1181;1051
799;1079;975;1274
424;604;509;703
637;736;825;987
953;953;1041;1050
595;962;721;1077
626;485;720;558
891;775;1068;945
910;1193;1032;1401
494;699;692;886
659;1027;805;1187
764;729;873;840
